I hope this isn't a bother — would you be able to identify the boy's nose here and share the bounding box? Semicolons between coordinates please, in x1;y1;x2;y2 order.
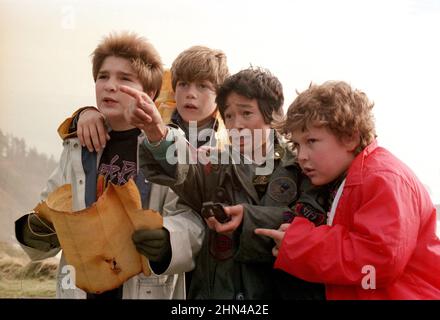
104;79;117;92
297;146;308;163
185;84;197;98
232;118;245;130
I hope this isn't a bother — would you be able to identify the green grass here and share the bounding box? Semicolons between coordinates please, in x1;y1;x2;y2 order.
0;278;56;298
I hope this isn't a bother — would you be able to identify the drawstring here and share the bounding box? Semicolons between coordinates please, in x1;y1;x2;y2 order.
27;212;56;236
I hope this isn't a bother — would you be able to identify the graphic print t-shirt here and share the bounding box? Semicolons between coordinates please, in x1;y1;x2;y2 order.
96;128;141;198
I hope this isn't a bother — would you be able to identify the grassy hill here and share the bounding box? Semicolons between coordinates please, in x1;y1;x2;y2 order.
0;241;57;298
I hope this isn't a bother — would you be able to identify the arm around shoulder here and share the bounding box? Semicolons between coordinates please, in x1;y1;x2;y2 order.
57;106;97;140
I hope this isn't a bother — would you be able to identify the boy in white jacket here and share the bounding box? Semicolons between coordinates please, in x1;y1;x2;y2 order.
15;32;203;299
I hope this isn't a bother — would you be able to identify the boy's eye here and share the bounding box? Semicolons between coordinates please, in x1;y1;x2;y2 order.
177;81;187;87
198;82;215;92
224;114;232;120
307;138;317;144
97;74;108;79
199;82;213;90
242;111;252;117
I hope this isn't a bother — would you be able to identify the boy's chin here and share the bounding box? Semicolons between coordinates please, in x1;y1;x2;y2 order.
309;177;328;186
99;109;121;120
104;115;132;131
310;176;338;187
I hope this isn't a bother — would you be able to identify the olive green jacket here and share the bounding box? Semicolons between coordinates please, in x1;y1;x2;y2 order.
139;127;326;299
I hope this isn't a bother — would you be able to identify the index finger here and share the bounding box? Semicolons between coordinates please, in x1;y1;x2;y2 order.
254;228;284;241
120;85;153;105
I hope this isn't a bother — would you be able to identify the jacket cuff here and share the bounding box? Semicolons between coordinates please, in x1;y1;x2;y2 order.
57;106;96;140
150;218;195;276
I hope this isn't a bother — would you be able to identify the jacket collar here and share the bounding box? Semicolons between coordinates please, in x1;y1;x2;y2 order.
345;140;378;186
277;135;297;168
231;134;296;204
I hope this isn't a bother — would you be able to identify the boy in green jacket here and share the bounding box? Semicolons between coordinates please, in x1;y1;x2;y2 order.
122;67;329;299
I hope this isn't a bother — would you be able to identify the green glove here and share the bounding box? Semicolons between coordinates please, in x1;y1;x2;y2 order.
132;228;171;263
21;214;60;251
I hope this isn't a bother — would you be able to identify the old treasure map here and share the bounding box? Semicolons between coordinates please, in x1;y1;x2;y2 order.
33;179;163;294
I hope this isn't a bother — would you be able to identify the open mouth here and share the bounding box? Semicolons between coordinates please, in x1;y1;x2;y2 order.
103;97;118;104
184;103;198;110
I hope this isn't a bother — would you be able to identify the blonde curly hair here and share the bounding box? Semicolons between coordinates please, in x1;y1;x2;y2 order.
278;81;376;154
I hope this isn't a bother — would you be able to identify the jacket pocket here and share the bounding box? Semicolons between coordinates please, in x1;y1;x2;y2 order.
136;273;176;299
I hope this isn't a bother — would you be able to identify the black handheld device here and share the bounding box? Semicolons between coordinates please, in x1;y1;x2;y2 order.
201;202;231;223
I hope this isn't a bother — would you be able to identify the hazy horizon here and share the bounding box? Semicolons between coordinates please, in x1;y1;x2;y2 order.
1;0;439;203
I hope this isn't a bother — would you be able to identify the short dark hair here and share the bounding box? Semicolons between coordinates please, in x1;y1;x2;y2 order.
216;67;284;124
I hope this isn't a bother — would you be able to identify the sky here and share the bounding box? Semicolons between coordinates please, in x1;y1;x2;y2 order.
0;0;439;203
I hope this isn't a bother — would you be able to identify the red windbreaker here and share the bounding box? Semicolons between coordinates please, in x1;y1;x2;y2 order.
275;141;440;299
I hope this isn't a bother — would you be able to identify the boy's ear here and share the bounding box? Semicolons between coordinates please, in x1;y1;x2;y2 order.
343;133;360;152
148;90;157;100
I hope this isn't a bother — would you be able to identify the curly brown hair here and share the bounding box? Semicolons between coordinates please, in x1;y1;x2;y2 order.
170;46;229;92
92;32;163;99
279;81;376;153
216;67;284;125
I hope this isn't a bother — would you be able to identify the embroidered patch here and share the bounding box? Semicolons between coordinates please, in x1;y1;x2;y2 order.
253;175;269;186
209;232;234;261
268;177;298;204
293;202;327;226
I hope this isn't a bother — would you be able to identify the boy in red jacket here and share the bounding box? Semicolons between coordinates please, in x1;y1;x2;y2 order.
256;81;440;299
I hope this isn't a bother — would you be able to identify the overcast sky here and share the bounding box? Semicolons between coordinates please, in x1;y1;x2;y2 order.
1;0;439;203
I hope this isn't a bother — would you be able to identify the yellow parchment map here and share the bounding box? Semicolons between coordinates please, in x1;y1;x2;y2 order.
34;179;162;294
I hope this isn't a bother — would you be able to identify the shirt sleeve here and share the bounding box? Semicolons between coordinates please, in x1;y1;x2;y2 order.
139;127;210;213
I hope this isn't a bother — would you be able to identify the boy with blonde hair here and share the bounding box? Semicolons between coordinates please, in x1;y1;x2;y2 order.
256;81;440;299
170;45;229;126
15;32;191;299
72;45;229;151
53;44;230;296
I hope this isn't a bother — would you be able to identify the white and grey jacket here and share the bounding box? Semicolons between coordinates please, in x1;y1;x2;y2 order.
15;135;205;299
